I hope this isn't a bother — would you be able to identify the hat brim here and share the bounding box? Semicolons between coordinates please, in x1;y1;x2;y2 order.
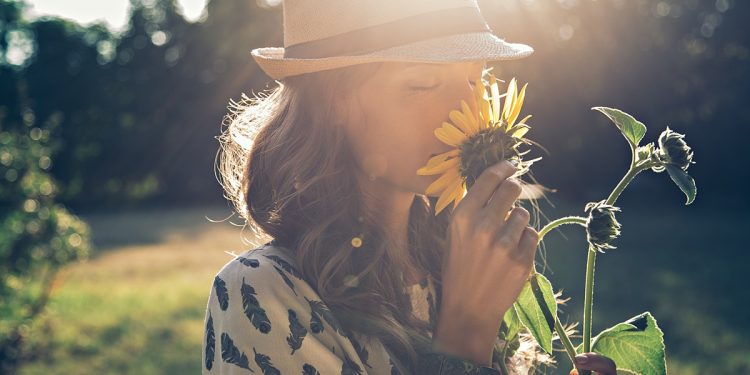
251;31;533;80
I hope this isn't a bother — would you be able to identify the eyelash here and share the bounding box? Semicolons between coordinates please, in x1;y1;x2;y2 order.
409;84;439;91
410;80;477;92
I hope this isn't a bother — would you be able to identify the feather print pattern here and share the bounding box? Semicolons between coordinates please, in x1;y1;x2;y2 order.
221;332;254;372
341;353;364;375
350;335;371;369
263;254;304;279
272;264;298;296
253;347;281;375
304;296;348;338
213;275;229;311
286;308;307;354
241;277;272;334
205;311;215;370
237;256;260;268
302;363;320;375
203;246;503;375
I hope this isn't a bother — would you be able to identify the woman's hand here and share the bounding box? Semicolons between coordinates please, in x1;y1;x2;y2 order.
431;160;539;366
569;352;618;375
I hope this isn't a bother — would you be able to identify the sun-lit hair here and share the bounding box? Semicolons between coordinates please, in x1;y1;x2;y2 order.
215;62;564;374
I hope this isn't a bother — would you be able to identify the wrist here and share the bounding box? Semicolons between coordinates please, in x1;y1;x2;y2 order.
431;307;498;366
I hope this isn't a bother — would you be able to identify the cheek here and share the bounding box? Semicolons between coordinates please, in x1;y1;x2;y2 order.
374;101;456;185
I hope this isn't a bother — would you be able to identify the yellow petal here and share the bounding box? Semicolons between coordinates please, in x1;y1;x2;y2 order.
447;112;468;135
460;100;479;131
502;78;517;122
449;110;476;135
441;123;467;143
435;186;459;215
451;182;467;209
425;169;459;196
490;74;501;124
517;114;532;126
512;126;529;138
424;150;460;169
508;83;528;127
435;128;461;146
416;157;459;175
474;78;490;124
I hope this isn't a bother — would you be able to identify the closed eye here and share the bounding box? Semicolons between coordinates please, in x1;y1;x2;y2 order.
409;83;441;91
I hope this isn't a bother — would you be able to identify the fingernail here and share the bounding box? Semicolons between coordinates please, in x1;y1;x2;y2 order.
574;354;588;364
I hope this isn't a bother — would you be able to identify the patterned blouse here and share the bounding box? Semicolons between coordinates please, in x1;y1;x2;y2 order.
201;242;504;375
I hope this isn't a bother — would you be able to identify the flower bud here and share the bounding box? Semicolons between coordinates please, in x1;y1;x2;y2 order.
636;142;655;162
657;127;694;171
584;200;622;253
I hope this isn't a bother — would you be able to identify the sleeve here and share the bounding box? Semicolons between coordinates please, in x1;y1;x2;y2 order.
201;253;368;375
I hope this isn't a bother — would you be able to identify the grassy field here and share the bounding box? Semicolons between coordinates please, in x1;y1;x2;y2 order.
16;203;750;374
18;205;254;375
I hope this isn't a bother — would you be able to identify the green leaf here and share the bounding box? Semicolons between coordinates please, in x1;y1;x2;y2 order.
500;302;522;343
665;164;696;205
593;107;648;149
513;273;557;354
576;312;667;375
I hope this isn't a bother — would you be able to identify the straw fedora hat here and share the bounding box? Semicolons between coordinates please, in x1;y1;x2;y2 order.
251;0;534;80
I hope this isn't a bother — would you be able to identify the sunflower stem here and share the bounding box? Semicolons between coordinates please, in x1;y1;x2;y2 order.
579;161;654;375
537;216;588;242
499;347;510;375
554;311;578;365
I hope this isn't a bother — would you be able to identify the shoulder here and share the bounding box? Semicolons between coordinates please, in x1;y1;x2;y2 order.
212;243;312;307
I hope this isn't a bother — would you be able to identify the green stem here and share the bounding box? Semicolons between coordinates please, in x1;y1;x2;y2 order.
582;244;596;356
530;270;578;364
499;345;510;375
554;313;578;364
579;161;653;375
537;216;588;242
528;216;586;364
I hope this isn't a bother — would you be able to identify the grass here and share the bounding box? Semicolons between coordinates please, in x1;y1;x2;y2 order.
15;202;750;374
18;205;256;375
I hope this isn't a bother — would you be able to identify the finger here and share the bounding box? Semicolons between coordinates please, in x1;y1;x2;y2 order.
574;353;617;375
482;177;522;225
457;160;518;215
496;206;530;248
514;227;538;263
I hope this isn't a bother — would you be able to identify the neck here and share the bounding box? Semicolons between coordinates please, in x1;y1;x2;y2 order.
356;172;422;283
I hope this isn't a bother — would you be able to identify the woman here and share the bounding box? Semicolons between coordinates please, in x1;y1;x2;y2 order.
202;1;617;374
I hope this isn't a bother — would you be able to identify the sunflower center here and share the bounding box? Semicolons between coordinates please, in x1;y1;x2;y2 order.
458;125;526;190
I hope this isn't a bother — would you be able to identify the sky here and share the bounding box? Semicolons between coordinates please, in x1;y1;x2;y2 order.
24;0;209;32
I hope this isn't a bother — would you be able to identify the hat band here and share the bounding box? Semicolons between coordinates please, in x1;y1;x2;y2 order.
283;7;493;59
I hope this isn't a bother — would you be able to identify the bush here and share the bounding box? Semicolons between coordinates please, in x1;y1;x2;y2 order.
0;107;91;373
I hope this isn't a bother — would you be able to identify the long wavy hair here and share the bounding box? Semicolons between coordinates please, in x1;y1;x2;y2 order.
216;62;565;374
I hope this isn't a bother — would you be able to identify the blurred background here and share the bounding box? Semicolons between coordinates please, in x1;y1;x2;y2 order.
0;0;747;374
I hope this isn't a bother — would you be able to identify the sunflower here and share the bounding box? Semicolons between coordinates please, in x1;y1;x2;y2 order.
417;72;542;215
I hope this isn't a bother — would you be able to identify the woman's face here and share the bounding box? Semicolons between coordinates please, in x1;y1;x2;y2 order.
339;60;486;196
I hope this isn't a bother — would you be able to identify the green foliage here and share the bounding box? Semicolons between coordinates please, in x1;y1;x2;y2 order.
576;312;667;375
0;110;91;372
665;164;697;205
592;107;648;153
511;273;557;354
